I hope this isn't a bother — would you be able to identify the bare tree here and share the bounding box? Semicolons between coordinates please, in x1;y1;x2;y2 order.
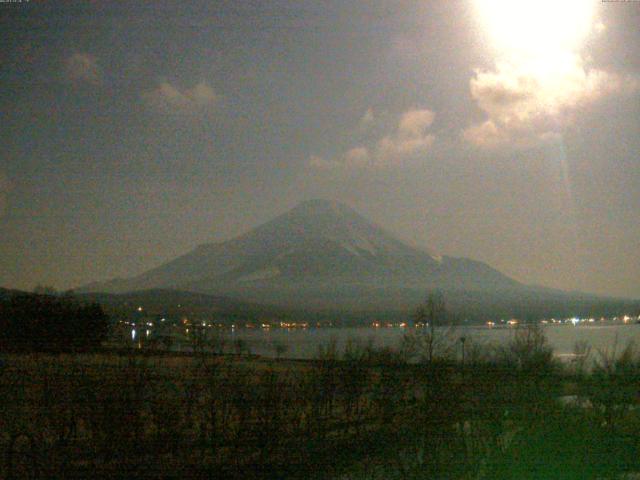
412;290;447;362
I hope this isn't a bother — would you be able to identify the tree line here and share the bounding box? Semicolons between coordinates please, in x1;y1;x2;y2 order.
0;292;109;352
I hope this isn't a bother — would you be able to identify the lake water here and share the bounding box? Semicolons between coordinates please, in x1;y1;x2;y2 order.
226;323;640;361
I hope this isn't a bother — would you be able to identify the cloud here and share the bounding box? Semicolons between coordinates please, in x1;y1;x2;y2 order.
463;55;640;149
310;108;435;170
397;109;436;138
377;109;435;163
142;81;218;115
343;147;370;168
65;53;102;85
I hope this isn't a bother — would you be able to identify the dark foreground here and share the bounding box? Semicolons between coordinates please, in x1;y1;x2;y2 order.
1;330;639;479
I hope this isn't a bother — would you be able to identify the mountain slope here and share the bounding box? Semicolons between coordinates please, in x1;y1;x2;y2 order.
81;199;521;307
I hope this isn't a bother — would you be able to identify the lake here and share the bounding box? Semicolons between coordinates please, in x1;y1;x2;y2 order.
225;322;640;361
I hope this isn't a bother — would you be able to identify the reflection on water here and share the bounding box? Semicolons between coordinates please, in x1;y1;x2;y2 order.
227;324;640;360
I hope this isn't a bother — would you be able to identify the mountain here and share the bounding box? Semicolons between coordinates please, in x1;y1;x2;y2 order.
80;200;526;307
79;199;640;319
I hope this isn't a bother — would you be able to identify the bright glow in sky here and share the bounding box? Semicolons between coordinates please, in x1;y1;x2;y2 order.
474;0;596;59
466;1;616;150
1;2;639;298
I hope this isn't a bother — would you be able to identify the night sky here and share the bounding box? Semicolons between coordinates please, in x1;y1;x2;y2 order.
1;1;639;298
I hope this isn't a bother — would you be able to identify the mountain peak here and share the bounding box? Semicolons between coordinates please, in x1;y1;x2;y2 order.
289;199;354;217
79;198;521;301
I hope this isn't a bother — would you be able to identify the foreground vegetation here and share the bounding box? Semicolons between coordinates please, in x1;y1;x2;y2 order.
0;293;109;352
0;325;639;479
